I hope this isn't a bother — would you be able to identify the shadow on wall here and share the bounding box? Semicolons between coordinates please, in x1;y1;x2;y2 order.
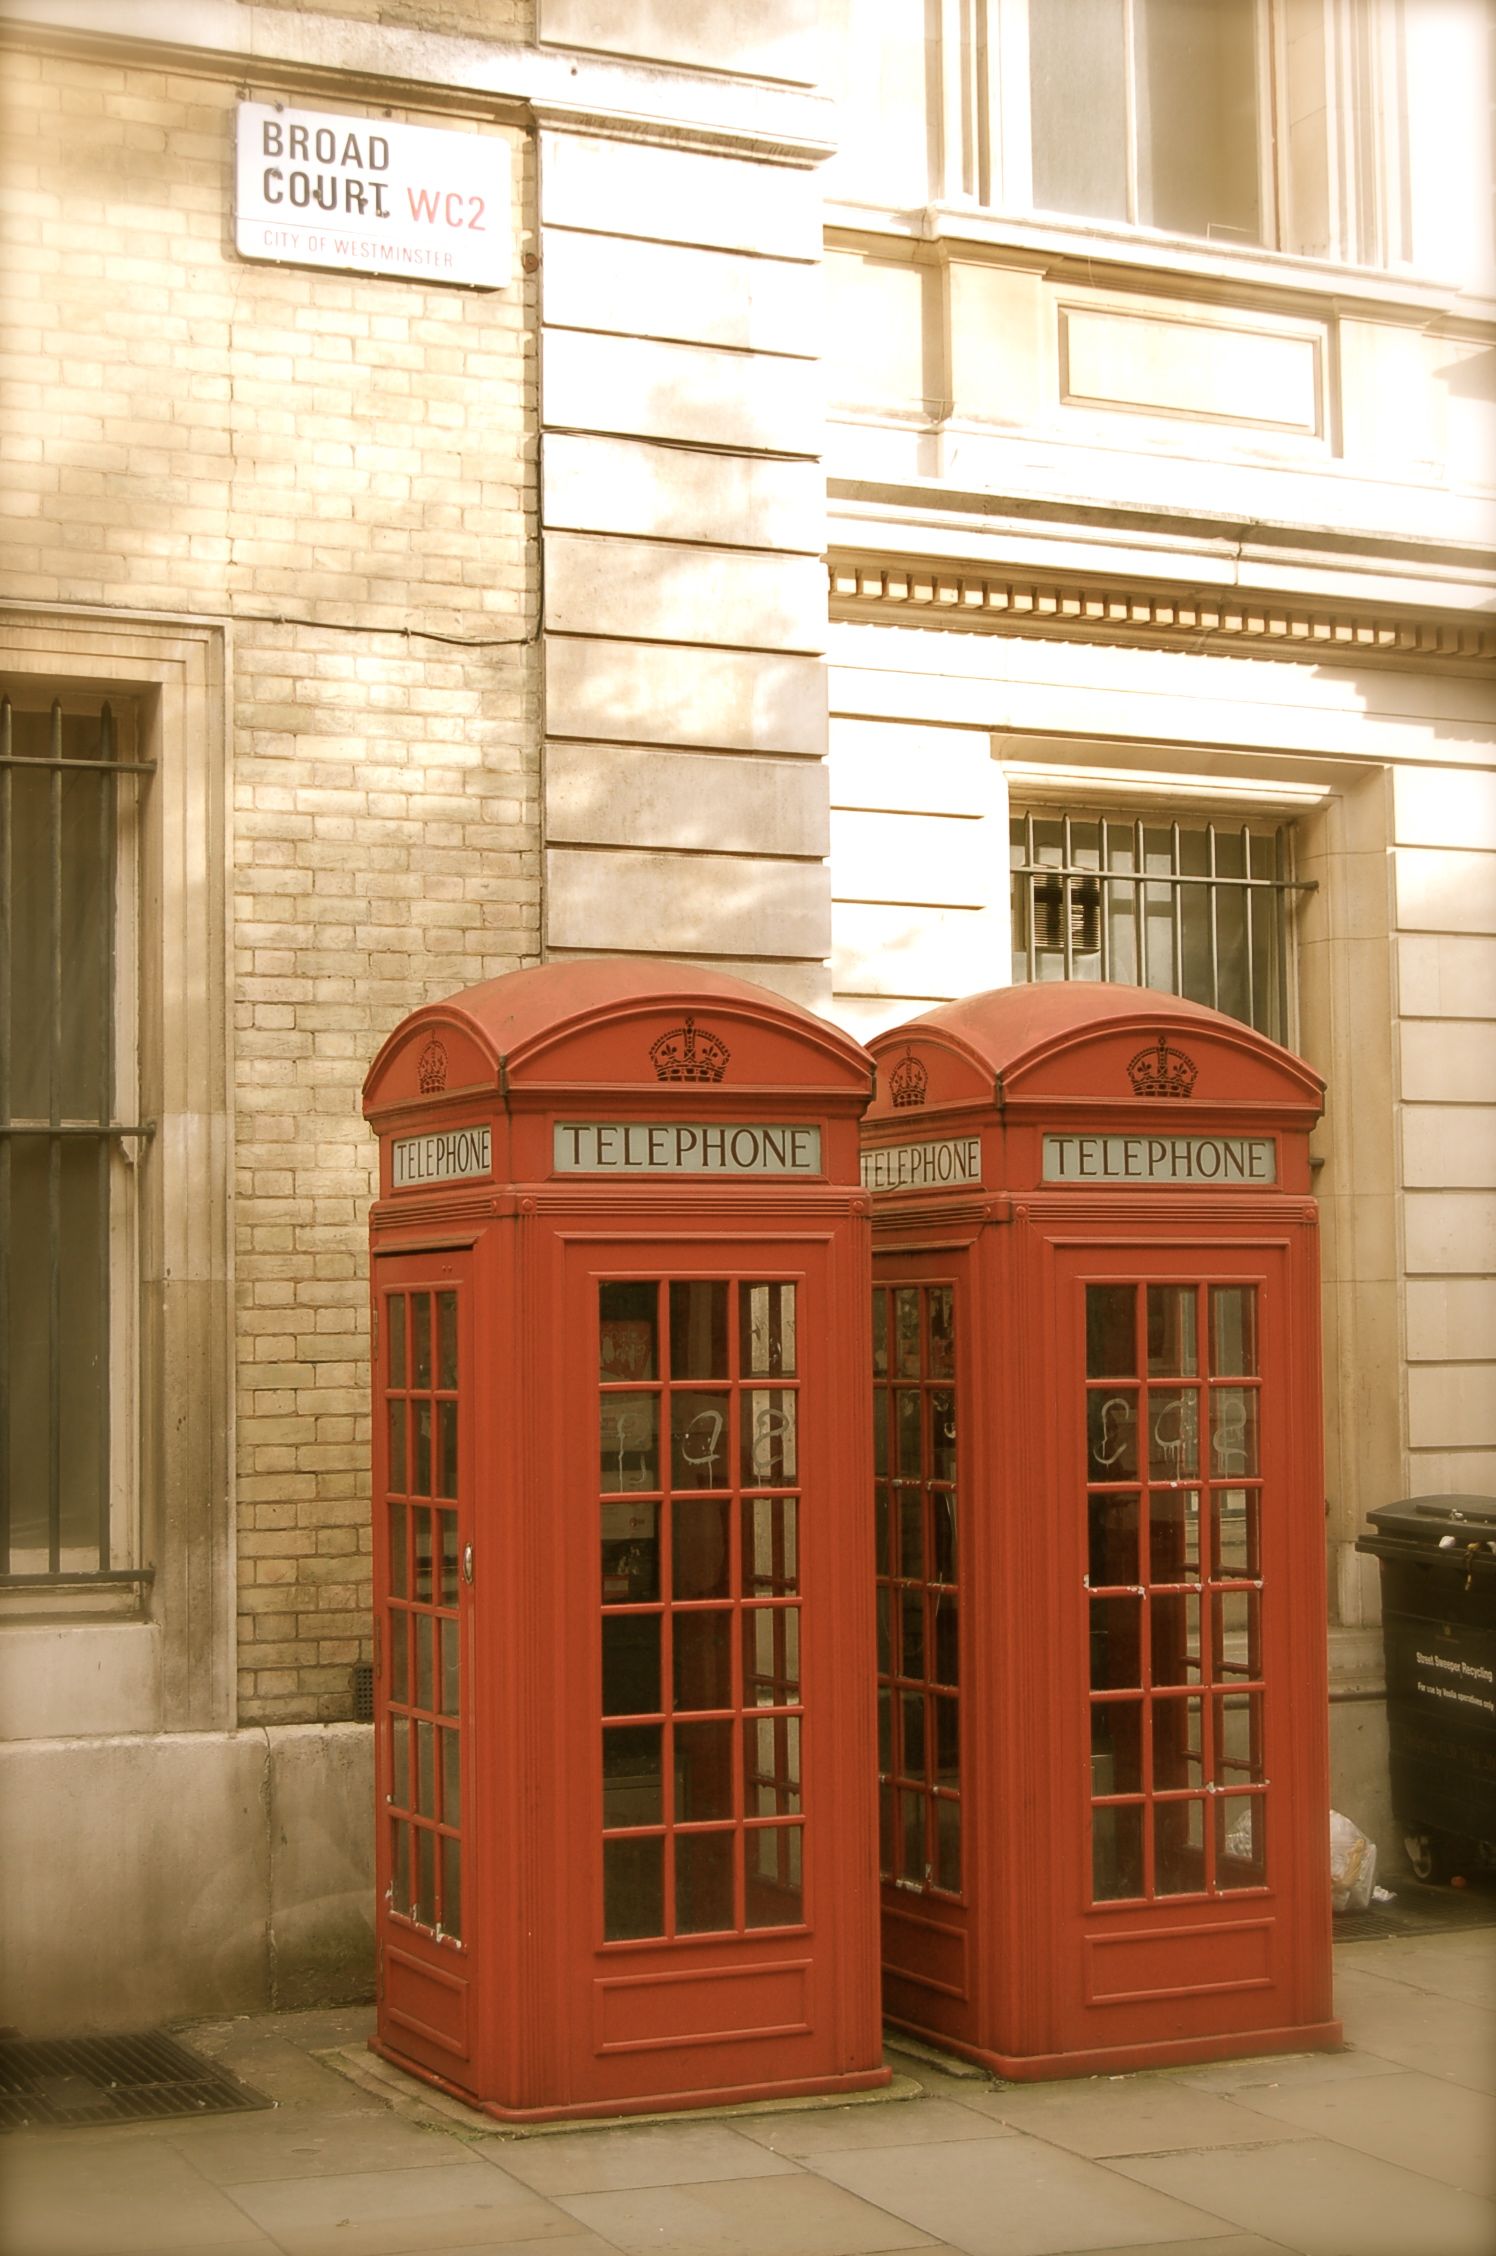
1433;340;1496;403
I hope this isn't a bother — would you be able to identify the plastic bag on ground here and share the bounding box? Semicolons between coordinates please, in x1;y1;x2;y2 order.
1328;1809;1378;1912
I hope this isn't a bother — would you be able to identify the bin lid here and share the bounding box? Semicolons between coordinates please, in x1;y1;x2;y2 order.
1357;1494;1496;1556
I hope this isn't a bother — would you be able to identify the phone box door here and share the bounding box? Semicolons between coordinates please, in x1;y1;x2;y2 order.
554;1235;882;2113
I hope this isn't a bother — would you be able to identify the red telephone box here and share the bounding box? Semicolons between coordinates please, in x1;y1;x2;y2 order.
361;960;887;2120
861;983;1341;2078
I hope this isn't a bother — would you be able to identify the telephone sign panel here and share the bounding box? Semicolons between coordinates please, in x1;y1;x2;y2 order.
554;1121;821;1173
1042;1134;1277;1183
861;1136;981;1192
391;1127;492;1189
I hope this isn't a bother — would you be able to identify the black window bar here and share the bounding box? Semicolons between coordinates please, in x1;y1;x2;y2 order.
1010;811;1315;1044
0;696;155;1585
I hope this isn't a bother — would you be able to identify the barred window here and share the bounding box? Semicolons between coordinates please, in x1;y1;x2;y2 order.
1010;810;1303;1044
1;695;150;1586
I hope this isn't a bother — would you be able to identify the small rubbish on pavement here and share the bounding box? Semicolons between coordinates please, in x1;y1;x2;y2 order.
1329;1810;1378;1913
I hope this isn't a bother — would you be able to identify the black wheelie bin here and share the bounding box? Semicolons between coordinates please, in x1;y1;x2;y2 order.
1356;1496;1496;1881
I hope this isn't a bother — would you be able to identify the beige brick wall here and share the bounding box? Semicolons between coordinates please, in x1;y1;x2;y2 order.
1;49;541;1722
231;630;538;1722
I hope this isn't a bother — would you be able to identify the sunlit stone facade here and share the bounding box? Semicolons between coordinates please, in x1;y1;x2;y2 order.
0;0;1490;2028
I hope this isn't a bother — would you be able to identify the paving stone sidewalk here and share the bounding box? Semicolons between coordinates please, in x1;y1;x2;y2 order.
3;1925;1493;2256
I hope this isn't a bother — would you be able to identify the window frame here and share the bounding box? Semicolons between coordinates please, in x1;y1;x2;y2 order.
1;691;149;1598
1017;0;1280;251
830;0;1411;276
0;613;232;1736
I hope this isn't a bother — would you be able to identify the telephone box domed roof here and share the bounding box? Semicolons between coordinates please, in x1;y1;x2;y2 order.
867;983;1322;1119
364;958;873;1119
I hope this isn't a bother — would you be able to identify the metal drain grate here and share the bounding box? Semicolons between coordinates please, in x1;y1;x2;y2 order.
0;2030;271;2130
1333;1878;1496;1944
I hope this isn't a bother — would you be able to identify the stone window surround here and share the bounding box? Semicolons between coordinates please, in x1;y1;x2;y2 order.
994;740;1402;1624
2;687;143;1593
1006;797;1300;1047
830;0;1412;277
831;629;1403;1618
0;608;233;1740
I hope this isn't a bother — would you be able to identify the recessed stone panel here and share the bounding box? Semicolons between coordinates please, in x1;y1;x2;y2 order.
1059;302;1324;436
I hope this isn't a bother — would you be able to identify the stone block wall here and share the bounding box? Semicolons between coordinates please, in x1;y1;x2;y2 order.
536;126;833;1008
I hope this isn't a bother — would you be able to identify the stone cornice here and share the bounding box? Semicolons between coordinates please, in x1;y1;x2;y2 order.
827;555;1496;667
0;0;836;163
825;203;1496;330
